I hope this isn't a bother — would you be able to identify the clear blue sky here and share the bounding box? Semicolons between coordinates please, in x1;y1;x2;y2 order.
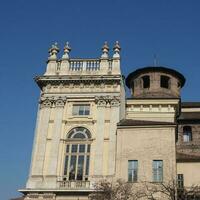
1;0;200;199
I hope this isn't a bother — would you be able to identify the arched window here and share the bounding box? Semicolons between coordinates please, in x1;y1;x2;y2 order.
160;75;170;89
142;75;150;88
183;126;192;142
63;127;91;181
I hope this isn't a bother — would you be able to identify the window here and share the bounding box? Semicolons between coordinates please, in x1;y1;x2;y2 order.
177;174;184;189
63;127;91;181
153;160;163;182
183;126;192;142
128;160;138;182
72;104;90;116
160;75;170;89
142;75;150;88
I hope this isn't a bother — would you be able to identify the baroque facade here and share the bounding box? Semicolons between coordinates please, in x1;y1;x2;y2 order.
19;42;200;199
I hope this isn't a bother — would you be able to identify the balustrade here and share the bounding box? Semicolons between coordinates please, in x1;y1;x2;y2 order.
69;59;100;72
57;177;91;189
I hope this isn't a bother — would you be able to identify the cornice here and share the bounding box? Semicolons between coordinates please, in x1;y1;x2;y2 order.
35;75;122;89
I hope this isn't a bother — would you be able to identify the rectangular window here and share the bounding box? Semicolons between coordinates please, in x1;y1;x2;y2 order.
72;104;90;116
183;126;192;142
128;160;138;182
153;160;163;182
177;174;184;189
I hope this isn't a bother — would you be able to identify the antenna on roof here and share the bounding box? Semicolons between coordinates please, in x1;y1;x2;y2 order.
153;54;159;66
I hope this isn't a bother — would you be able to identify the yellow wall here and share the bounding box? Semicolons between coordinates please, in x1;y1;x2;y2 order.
177;162;200;187
116;126;176;182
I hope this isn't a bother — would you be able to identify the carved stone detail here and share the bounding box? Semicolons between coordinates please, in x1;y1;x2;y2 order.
55;99;65;107
41;99;52;108
110;99;120;106
25;193;56;200
40;96;67;108
95;95;120;107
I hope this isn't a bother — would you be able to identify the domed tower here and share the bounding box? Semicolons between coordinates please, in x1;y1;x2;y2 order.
124;66;186;122
126;66;185;98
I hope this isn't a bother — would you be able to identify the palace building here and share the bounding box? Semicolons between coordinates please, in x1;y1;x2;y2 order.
19;42;200;200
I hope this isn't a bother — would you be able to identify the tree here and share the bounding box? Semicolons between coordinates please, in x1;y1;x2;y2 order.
89;179;200;200
140;180;200;200
89;179;142;200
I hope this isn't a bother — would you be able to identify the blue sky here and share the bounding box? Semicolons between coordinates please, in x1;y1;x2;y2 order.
1;0;200;199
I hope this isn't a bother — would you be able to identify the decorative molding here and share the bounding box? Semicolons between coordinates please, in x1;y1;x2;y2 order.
40;96;67;108
35;75;121;90
64;120;96;125
95;95;120;107
26;193;56;199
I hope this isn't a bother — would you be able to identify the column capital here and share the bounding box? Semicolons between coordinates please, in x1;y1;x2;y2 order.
40;96;67;108
95;95;120;107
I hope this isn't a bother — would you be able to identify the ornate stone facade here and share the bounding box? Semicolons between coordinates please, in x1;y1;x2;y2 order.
19;43;200;199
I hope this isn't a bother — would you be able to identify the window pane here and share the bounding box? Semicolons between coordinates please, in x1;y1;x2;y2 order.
79;105;84;115
77;156;84;180
79;144;85;153
183;126;192;142
69;155;76;180
64;156;68;175
183;134;190;142
177;174;184;189
72;105;79;115
128;170;133;182
86;155;90;175
128;160;138;182
153;160;163;182
85;105;90;115
73;132;85;139
71;144;78;153
72;105;90;116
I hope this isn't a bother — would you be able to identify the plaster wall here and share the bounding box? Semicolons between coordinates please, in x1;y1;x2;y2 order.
116;127;177;182
177;162;200;187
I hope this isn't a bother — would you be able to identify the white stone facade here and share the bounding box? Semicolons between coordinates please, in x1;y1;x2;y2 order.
20;43;200;200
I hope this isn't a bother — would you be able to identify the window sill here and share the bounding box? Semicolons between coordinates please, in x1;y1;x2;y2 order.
68;116;93;120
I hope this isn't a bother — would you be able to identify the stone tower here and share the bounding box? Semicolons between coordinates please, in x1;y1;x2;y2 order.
21;42;125;199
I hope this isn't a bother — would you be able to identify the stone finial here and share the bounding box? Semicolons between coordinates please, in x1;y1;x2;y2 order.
101;41;109;58
48;42;59;61
113;41;121;58
62;42;71;60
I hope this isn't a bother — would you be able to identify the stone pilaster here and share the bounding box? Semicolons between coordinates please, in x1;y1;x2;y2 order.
46;98;66;186
93;98;106;175
108;98;120;175
27;99;52;188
